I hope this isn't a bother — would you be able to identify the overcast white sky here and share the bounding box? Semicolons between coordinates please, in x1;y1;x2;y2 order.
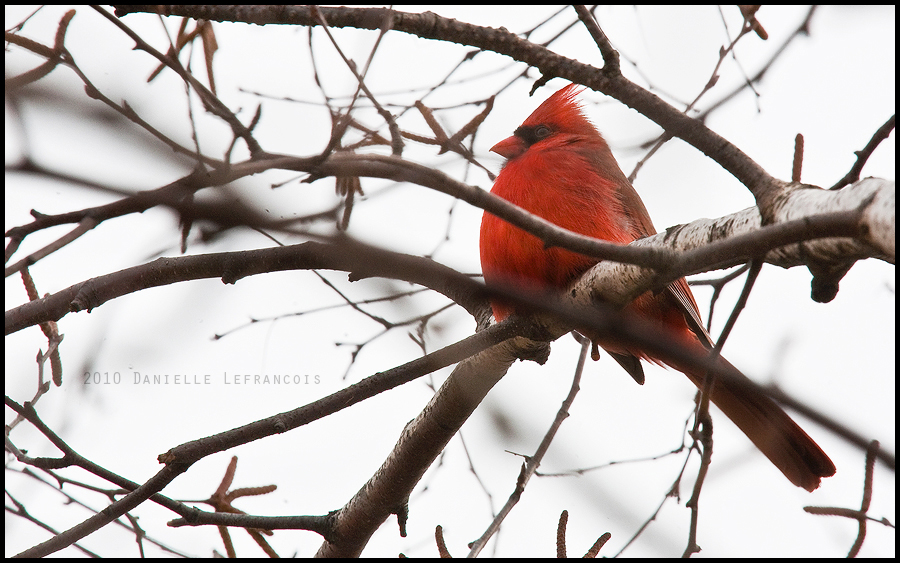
5;5;895;557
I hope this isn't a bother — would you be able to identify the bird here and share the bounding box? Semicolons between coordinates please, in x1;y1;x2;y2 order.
479;83;835;491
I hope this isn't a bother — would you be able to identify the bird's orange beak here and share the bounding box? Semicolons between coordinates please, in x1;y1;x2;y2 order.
490;135;526;159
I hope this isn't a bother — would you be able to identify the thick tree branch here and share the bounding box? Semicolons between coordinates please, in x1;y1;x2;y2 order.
5;236;488;335
7;174;891;336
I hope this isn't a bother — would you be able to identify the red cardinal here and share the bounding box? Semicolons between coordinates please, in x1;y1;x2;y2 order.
479;84;835;491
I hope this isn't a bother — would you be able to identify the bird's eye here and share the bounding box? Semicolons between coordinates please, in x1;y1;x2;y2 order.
534;125;552;138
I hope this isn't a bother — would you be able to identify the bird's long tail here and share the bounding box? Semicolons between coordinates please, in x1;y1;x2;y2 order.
673;348;836;491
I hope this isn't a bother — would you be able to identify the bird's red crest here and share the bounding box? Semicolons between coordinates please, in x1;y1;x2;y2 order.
521;83;598;138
